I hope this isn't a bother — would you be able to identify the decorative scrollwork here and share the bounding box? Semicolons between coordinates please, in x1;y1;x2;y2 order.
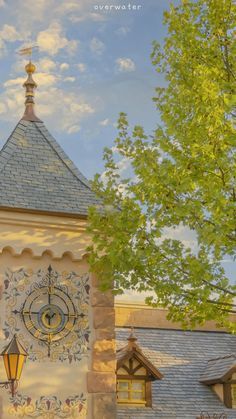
198;412;227;419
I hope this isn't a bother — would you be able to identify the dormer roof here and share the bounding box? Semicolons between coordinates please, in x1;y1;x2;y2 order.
199;354;236;385
116;329;163;380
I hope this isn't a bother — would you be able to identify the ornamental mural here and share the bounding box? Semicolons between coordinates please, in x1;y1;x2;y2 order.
2;266;90;363
8;393;87;418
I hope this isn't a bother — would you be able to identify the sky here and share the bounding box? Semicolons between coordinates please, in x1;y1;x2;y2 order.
0;0;172;178
0;0;234;301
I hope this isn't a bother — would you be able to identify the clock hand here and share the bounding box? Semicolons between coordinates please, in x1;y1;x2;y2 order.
45;311;56;323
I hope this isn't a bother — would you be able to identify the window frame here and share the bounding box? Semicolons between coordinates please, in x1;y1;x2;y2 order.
117;378;146;405
223;380;236;408
231;383;236;408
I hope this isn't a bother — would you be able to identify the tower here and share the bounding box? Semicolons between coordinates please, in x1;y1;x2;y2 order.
0;62;116;419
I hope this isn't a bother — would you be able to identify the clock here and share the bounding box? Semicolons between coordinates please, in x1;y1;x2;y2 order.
15;265;83;357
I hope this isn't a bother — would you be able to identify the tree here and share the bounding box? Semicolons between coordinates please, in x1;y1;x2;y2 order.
88;0;236;332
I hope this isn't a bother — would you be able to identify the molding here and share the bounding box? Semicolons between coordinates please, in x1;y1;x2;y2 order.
0;246;87;261
0;209;90;261
0;205;88;220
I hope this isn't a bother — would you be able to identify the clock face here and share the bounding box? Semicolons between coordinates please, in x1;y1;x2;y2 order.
21;284;77;348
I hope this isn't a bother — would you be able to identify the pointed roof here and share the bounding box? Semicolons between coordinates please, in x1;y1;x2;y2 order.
116;329;163;380
0;62;100;217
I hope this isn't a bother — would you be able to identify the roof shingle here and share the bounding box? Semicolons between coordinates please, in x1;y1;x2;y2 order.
0;119;100;216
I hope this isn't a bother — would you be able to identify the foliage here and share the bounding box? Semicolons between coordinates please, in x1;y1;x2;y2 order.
88;0;236;332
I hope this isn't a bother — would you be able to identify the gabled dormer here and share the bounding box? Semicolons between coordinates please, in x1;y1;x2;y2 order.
116;329;163;407
200;354;236;408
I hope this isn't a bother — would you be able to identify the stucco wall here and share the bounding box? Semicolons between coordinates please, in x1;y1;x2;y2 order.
0;209;116;419
115;302;236;331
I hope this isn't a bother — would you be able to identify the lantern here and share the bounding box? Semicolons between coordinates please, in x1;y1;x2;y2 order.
1;334;28;396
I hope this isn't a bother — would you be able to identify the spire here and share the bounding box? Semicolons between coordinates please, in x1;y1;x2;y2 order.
22;61;41;122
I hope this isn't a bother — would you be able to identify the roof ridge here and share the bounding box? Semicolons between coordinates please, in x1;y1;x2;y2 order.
0;120;28;175
34;122;92;190
207;353;236;362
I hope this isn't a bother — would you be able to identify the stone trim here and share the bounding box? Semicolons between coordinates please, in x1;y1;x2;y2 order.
89;274;117;418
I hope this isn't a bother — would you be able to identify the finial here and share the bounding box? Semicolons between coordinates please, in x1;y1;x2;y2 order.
18;45;41;122
21;60;41;122
127;327;137;348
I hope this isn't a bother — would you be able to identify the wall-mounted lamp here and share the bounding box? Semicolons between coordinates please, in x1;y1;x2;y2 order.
0;334;28;397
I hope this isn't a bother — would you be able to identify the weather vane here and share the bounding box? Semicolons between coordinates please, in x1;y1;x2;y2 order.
18;44;39;61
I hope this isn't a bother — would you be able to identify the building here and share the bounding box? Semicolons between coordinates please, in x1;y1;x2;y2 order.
0;62;117;419
115;303;236;419
0;62;235;419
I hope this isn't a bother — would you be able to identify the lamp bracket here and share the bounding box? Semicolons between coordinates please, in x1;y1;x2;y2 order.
0;380;18;397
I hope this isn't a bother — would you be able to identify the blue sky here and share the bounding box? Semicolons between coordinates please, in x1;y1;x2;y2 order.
0;0;234;298
0;0;172;177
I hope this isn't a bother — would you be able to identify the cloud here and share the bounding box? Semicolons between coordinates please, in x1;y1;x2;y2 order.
56;1;81;14
38;58;57;72
116;58;136;72
70;12;106;23
76;63;86;73
15;0;53;23
37;22;77;56
67;124;81;134
0;103;6;114
0;70;94;134
64;76;76;82
3;77;25;88
99;118;109;126
60;62;69;71
90;37;105;55
0;0;5;6
4;73;58;89
115;26;130;36
0;25;21;42
0;25;25;56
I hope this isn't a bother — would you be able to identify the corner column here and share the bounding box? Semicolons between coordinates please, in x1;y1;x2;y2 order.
88;274;117;419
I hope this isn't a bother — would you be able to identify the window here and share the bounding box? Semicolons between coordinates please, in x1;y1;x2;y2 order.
231;384;236;408
117;379;146;405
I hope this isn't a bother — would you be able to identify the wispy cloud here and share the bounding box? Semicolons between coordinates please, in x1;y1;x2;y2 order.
99;118;109;126
0;24;26;56
115;26;130;36
90;37;105;56
116;57;135;72
76;63;86;73
60;62;70;71
64;76;76;82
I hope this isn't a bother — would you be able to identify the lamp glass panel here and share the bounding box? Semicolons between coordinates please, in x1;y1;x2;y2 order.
16;355;26;380
3;354;11;380
8;354;18;380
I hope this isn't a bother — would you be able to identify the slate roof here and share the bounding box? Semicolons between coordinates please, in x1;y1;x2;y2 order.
199;354;236;385
116;327;236;419
0;119;100;216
